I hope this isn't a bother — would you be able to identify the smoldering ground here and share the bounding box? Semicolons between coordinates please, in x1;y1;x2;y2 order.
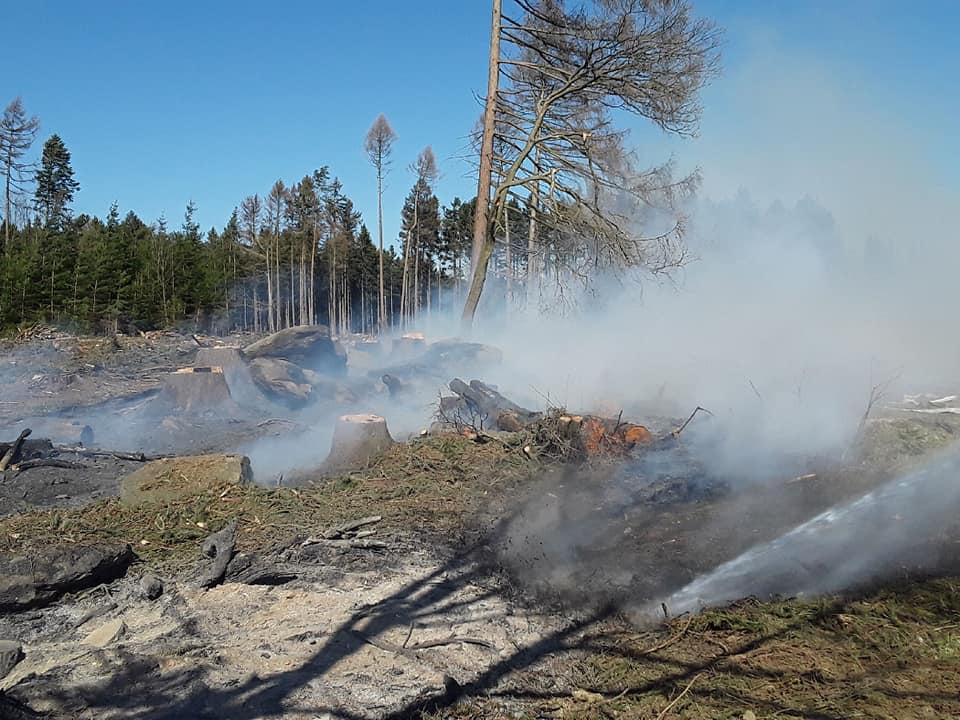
473;40;960;616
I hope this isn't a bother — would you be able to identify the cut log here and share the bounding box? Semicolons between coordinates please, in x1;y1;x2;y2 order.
325;414;394;470
448;378;540;429
0;543;136;611
158;367;235;413
242;325;346;376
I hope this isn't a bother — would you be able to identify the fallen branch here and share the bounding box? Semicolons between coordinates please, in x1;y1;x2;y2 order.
352;629;495;656
301;537;387;550
0;429;31;471
322;515;382;540
14;458;88;472
55;446;173;462
198;518;238;589
655;672;702;720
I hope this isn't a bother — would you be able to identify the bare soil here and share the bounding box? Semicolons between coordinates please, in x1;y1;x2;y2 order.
0;331;958;719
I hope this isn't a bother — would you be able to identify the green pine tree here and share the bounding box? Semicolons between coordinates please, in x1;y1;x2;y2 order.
34;134;79;229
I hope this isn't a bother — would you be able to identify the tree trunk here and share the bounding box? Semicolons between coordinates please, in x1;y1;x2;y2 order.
310;221;317;324
504;203;512;310
526;149;540;311
265;243;275;333
462;0;502;329
377;170;386;333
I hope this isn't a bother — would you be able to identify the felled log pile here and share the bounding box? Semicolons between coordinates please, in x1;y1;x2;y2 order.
438;378;541;432
432;379;710;464
530;410;654;462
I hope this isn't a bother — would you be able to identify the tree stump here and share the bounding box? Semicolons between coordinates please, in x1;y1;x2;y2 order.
158;367;234;413
325;414;394;470
195;347;259;404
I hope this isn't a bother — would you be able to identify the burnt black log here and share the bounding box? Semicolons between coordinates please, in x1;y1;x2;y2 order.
0;543;136;612
198;518;238;589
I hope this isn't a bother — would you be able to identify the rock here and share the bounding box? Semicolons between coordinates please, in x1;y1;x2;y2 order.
83;618;126;647
742;711;757;720
243;325;346;376
140;573;163;600
0;543;136;611
0;641;23;680
248;357;313;407
423;339;503;371
120;454;253;507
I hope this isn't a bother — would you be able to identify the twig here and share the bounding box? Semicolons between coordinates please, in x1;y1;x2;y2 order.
640;615;694;656
667;406;712;439
353;629;495;655
402;623;415;649
655;672;702;719
612;409;624;433
322;515;382;540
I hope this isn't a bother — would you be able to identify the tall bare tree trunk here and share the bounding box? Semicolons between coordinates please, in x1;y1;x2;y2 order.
400;233;411;328
526;149;540;311
274;232;281;330
289;234;295;327
265;243;274;332
377;171;386;332
309;223;317;324
462;0;502;328
504;203;512;311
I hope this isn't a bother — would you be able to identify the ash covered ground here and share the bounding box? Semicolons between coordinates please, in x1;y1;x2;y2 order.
0;326;959;719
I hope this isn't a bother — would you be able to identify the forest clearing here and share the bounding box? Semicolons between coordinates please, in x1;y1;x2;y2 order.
2;0;959;718
0;326;957;718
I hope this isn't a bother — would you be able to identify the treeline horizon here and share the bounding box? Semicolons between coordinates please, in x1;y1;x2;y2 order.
0;98;552;337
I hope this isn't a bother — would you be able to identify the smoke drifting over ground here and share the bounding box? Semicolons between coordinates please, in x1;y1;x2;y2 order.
474;42;960;614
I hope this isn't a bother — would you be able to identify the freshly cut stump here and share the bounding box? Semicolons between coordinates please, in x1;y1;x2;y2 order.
159;367;233;412
325;414;394;470
194;347;258;403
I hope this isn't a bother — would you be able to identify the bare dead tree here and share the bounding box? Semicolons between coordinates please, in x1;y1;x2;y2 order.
0;98;40;251
462;0;721;325
364;114;397;333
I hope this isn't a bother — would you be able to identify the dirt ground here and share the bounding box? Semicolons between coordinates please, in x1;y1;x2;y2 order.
1;330;959;719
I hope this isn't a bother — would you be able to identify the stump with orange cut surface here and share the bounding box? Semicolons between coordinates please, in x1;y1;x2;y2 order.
325;414;395;471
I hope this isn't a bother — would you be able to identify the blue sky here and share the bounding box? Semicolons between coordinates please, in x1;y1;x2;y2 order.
5;1;958;247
